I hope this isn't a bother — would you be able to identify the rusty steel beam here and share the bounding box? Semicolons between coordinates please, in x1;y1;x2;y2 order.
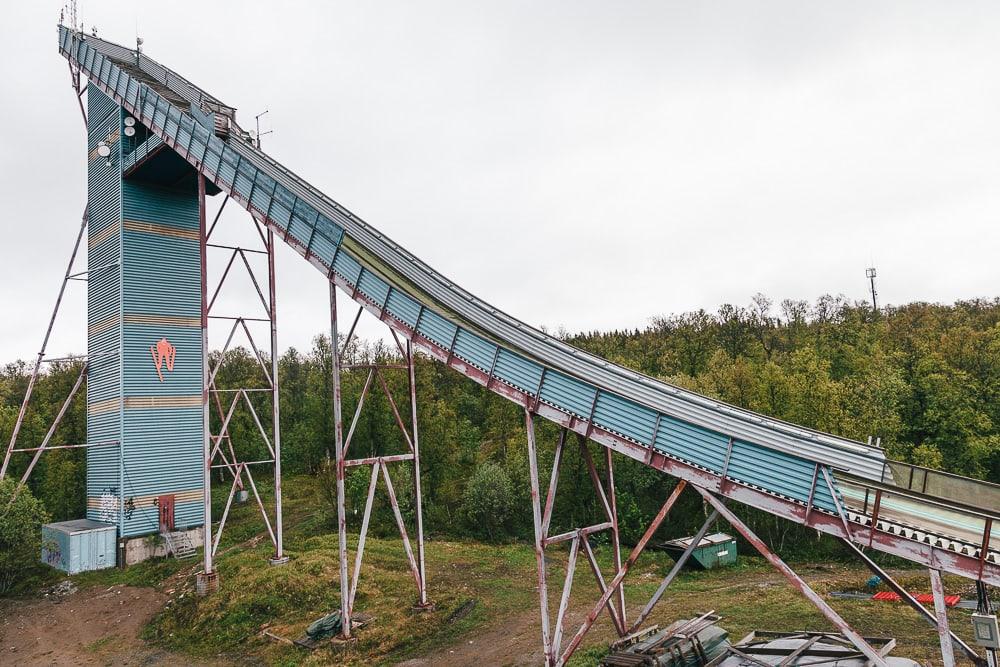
695;486;889;667
375;368;414;452
344;453;415;467
559;480;688;664
840;538;981;664
604;446;625;628
579;537;625;635
330;283;351;638
551;535;580;659
541;429;567;540
526;409;554;664
380;460;423;592
16;361;87;489
930;569;957;667
407;340;430;608
349;464;380;613
1;205;89;481
342;368;376;458
629;509;719;634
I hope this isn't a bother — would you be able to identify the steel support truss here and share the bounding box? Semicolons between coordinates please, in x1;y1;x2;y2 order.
329;283;432;639
524;410;900;667
198;182;286;593
0;207;122;510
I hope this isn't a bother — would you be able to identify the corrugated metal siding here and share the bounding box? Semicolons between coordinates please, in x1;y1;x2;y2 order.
120;177;203;537
86;86;123;526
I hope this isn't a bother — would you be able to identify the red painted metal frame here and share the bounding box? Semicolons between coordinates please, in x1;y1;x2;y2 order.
694;486;889;667
330;285;432;640
0;206;90;482
200;179;286;583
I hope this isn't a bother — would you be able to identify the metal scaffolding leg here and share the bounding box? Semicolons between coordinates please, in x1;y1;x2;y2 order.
0;206;89;481
560;480;688;664
267;227;287;566
695;486;889;667
930;569;957;667
526;412;674;666
330;283;351;637
197;175;217;594
330;286;432;640
841;538;981;664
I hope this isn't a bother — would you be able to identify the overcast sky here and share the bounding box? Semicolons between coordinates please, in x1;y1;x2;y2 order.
2;1;998;363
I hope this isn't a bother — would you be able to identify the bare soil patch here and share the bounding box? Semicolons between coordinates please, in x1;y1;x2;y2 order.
0;583;209;666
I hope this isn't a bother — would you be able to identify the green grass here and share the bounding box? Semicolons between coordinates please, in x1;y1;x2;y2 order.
18;474;992;665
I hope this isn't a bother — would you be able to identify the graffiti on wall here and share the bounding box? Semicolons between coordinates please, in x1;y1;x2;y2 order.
98;486;119;524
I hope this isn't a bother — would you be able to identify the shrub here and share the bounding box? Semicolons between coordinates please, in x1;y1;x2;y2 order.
460;462;517;541
0;478;50;595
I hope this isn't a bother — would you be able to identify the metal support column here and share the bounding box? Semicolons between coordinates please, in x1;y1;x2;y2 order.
930;569;957;667
331;283;351;638
408;340;430;608
841;538;981;664
525;410;553;665
267;228;288;566
197;174;218;594
696;486;888;667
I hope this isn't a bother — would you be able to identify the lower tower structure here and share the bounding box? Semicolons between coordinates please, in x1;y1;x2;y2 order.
86;85;206;546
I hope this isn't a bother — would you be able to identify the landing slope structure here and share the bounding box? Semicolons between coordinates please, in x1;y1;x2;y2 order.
58;26;999;585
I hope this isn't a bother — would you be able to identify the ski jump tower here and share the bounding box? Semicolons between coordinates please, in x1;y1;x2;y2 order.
1;24;998;666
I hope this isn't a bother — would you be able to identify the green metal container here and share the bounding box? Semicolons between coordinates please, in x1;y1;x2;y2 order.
660;532;738;570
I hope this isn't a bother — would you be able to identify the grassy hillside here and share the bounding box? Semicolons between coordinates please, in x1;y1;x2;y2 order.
11;474;987;665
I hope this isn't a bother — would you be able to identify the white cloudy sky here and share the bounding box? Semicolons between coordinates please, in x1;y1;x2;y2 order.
1;1;998;362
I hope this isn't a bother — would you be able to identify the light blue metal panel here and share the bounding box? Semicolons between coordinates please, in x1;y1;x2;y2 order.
86;86;123;529
493;349;543;393
122;406;202;537
654;414;730;472
727;440;835;511
453;330;496;371
539;370;596;418
250;170;275;213
288;201;315;242
123;180;199;229
386;289;421;328
416;309;458;348
593;391;658;445
333;250;363;285
357;269;390;307
310;227;339;269
122;324;201;395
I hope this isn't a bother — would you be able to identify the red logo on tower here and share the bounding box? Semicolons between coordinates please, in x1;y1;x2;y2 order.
150;338;176;382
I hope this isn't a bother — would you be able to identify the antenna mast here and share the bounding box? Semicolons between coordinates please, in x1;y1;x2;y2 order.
866;266;878;312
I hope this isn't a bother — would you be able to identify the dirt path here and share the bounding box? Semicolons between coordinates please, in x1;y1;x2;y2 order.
0;583;210;666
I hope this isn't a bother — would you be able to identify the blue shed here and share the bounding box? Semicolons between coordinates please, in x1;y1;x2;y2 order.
41;519;118;574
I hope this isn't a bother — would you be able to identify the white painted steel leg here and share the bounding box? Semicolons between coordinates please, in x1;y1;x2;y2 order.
331;283;351;638
526;410;553;665
199;175;215;583
930;569;956;667
407;341;429;607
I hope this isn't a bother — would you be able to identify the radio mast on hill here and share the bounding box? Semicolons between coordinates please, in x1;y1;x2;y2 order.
866;266;878;311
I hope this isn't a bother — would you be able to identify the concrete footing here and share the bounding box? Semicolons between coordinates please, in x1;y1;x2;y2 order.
121;526;203;566
196;571;219;596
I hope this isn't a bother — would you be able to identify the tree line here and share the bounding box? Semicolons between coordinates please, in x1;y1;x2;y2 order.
2;293;998;562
